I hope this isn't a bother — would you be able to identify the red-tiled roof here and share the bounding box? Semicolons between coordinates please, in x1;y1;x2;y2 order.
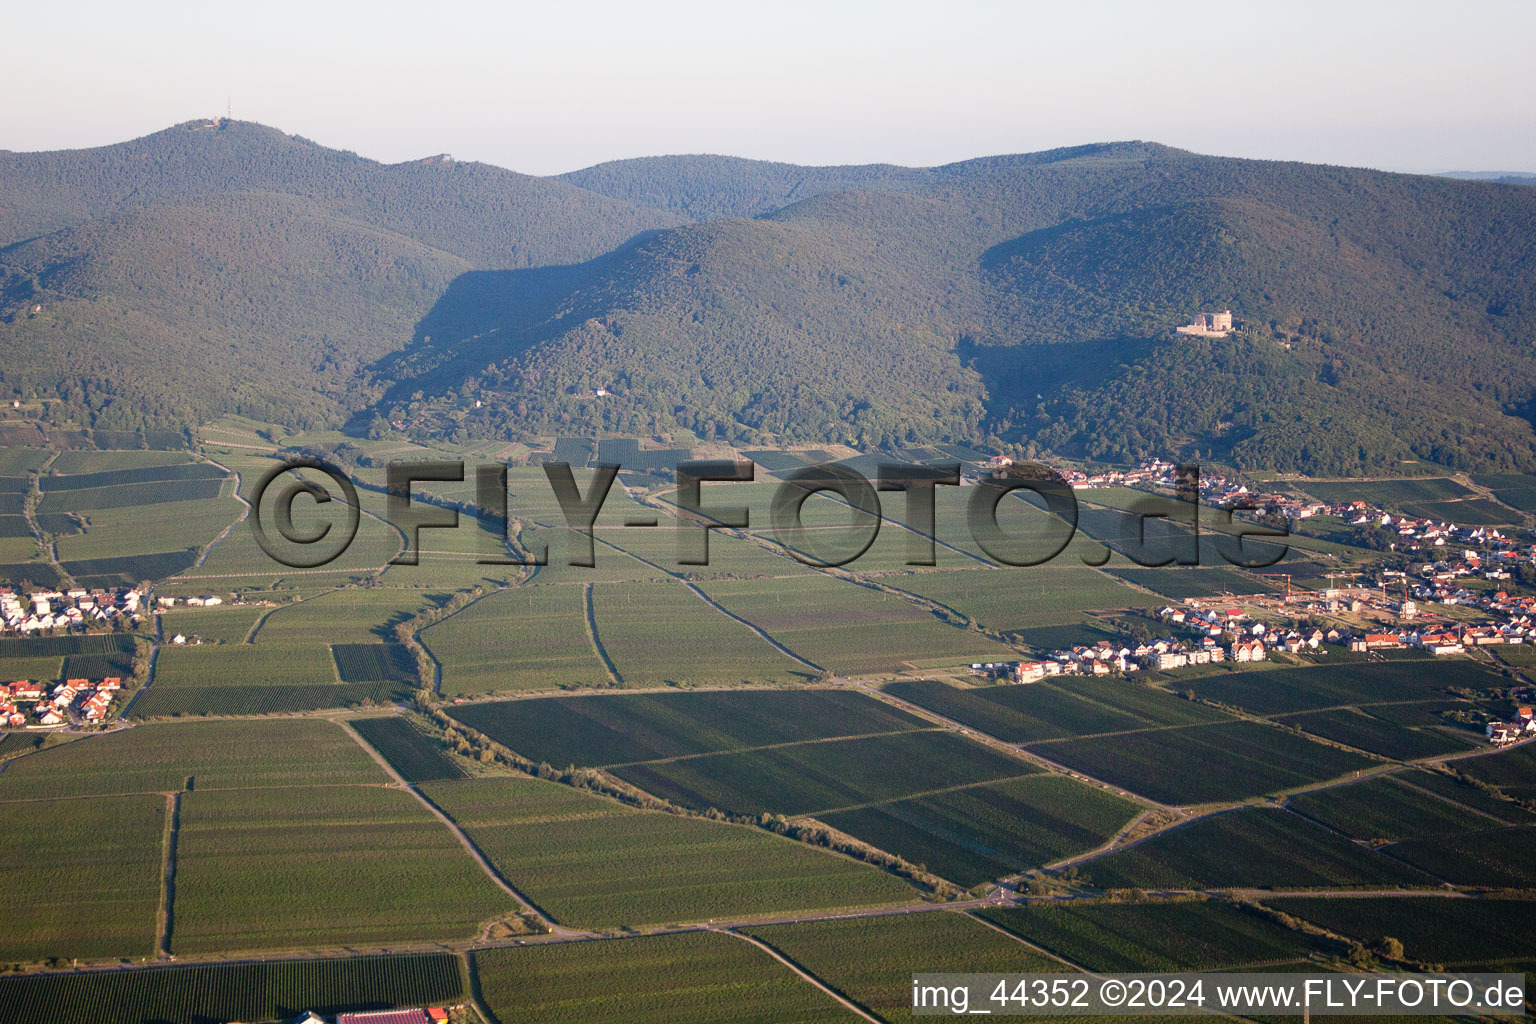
337;1011;431;1024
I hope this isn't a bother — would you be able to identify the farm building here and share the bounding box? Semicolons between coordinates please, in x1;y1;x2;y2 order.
1488;722;1522;745
335;1009;438;1024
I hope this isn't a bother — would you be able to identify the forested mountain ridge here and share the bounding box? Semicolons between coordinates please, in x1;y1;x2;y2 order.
0;119;681;262
3;121;1535;473
0;119;680;429
555;142;1173;220
389;147;1536;472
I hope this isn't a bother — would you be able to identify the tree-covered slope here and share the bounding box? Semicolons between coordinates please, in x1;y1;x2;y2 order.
558;154;937;220
4;122;1535;473
387;146;1536;472
0;119;680;263
0;193;474;428
555;142;1174;221
371;216;986;445
0;119;680;429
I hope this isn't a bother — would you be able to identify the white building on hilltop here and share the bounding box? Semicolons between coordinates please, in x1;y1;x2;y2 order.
1176;310;1237;337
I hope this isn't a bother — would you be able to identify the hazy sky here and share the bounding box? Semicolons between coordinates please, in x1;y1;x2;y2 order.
6;0;1533;175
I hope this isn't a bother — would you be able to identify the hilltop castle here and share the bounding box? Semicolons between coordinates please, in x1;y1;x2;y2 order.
1175;310;1238;337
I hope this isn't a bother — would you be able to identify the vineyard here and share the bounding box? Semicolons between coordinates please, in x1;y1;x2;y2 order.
129;680;401;717
887;677;1226;745
1085;807;1432;889
447;687;926;767
1278;707;1477;760
1034;720;1377;805
0;952;463;1024
472;930;849;1024
1179;660;1486;716
743;913;1054;1019
978;900;1324;972
0;632;136;659
819;773;1141;886
420;776;911;927
331;641;417;682
0;793;166;963
0;719;386;800
170;782;513;954
38;462;225;491
60;550;200;587
38;476;226;513
1288;775;1484;842
1266;896;1536;968
351;716;466;782
611;729;1033;817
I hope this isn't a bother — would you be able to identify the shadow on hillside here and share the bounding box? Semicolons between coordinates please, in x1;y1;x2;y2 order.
353;230;669;426
961;333;1156;418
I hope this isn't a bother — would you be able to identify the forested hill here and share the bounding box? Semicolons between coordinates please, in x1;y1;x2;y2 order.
555;143;1163;220
3;121;1536;473
1442;171;1536;188
386;147;1536;474
0;119;680;429
0;119;680;263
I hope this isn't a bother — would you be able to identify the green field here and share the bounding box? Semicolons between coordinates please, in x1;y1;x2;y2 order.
0;719;385;799
0;533;39;562
49;450;196;474
699;574;1016;674
1178;660;1483;716
152;642;339;687
1287;775;1489;841
1082;807;1432;889
350;716;466;782
129;680;401;717
447;688;926;767
819;774;1142;886
743;912;1057;1020
37;477;226;513
1385;823;1536;888
1298;478;1472;504
1397;498;1519;524
423;585;611;694
174;470;404;585
132;641;403;715
1473;473;1536;514
0;952;464;1024
0;448;54;474
54;493;241;562
63;550;202;586
473;931;859;1023
1277;707;1477;760
0;632;138;660
171;783;514;953
159;605;264;643
977;900;1326;971
1033;720;1377;804
39;463;224;493
331;642;416;682
591;580;812;686
1107;567;1277;599
887;678;1229;745
1267;896;1536;967
421;776;914;927
253;586;444;645
1399;768;1536;823
613;730;1034;817
1448;742;1536;799
0;654;65;682
0;793;166;963
882;567;1152;632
